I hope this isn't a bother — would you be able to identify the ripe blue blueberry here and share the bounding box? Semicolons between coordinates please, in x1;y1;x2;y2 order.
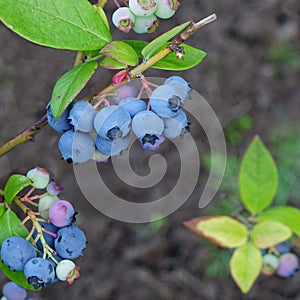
94;105;131;140
118;97;147;118
38;194;59;218
150;85;183;118
142;134;165;151
112;7;135;33
155;0;180;19
162;110;191;138
26;167;50;189
46;102;72;133
261;254;279;276
32;222;59;251
2;281;27;300
132;110;164;147
58;130;95;163
129;0;157;17
49;200;75;228
133;15;159;34
24;257;55;289
276;253;299;278
275;241;290;255
54;225;87;259
0;236;37;271
164;76;192;101
95;133;131;156
112;82;139;104
68;101;97;132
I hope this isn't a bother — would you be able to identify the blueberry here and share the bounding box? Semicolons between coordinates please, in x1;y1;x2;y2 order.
141;134;165;151
46;102;72;133
0;236;37;271
95;133;130;156
133;15;159;34
112;82;139;104
129;0;157;17
162;110;191;138
54;225;87;259
2;281;27;300
150;85;183;118
49;200;75;228
56;259;80;284
46;180;64;196
26;167;50;189
58;130;95;163
276;253;299;278
155;0;180;19
261;254;279;276
94;106;131;140
164;76;192;101
275;241;290;255
24;257;55;289
68;101;97;132
118;97;147;118
112;7;135;33
132;110;164;147
32;222;59;251
38;194;59;219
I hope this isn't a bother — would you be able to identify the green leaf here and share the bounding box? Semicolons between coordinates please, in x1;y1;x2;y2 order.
4;175;32;205
256;206;300;236
152;44;206;70
252;221;292;248
142;21;191;59
230;242;262;294
50;61;98;118
0;0;111;50
183;216;248;248
239;136;278;214
0;210;38;290
122;40;148;58
0;205;5;219
100;41;139;67
100;57;127;70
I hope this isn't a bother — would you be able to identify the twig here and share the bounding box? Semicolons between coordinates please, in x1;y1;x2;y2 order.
0;14;217;157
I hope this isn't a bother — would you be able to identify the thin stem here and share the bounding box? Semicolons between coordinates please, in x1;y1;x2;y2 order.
0;14;217;157
74;51;84;67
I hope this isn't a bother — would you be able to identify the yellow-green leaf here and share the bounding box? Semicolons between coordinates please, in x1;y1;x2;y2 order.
183;216;248;248
230;242;262;293
239;136;278;213
256;206;300;236
252;220;292;248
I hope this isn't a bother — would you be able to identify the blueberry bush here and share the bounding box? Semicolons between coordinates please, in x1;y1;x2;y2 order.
0;0;299;298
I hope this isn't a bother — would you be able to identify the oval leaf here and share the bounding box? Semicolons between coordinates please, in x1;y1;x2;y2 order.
0;0;111;50
142;21;191;59
256;206;300;236
0;205;5;219
230;242;262;294
183;216;248;248
100;57;127;70
4;175;32;205
50;61;98;118
100;41;139;67
153;44;206;71
239;136;278;213
0;210;38;290
122;40;148;58
252;220;292;249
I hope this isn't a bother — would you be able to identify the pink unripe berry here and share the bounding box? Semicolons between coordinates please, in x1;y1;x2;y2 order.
155;0;180;19
276;253;299;278
133;15;159;34
112;82;139;104
49;200;75;227
26;167;50;189
261;254;279;276
112;7;135;33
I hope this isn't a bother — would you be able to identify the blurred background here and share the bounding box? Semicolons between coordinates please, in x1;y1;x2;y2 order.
0;0;300;299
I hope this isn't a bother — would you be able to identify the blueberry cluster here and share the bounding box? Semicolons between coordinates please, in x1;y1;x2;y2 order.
112;0;181;34
0;167;86;290
261;242;299;277
47;76;192;162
